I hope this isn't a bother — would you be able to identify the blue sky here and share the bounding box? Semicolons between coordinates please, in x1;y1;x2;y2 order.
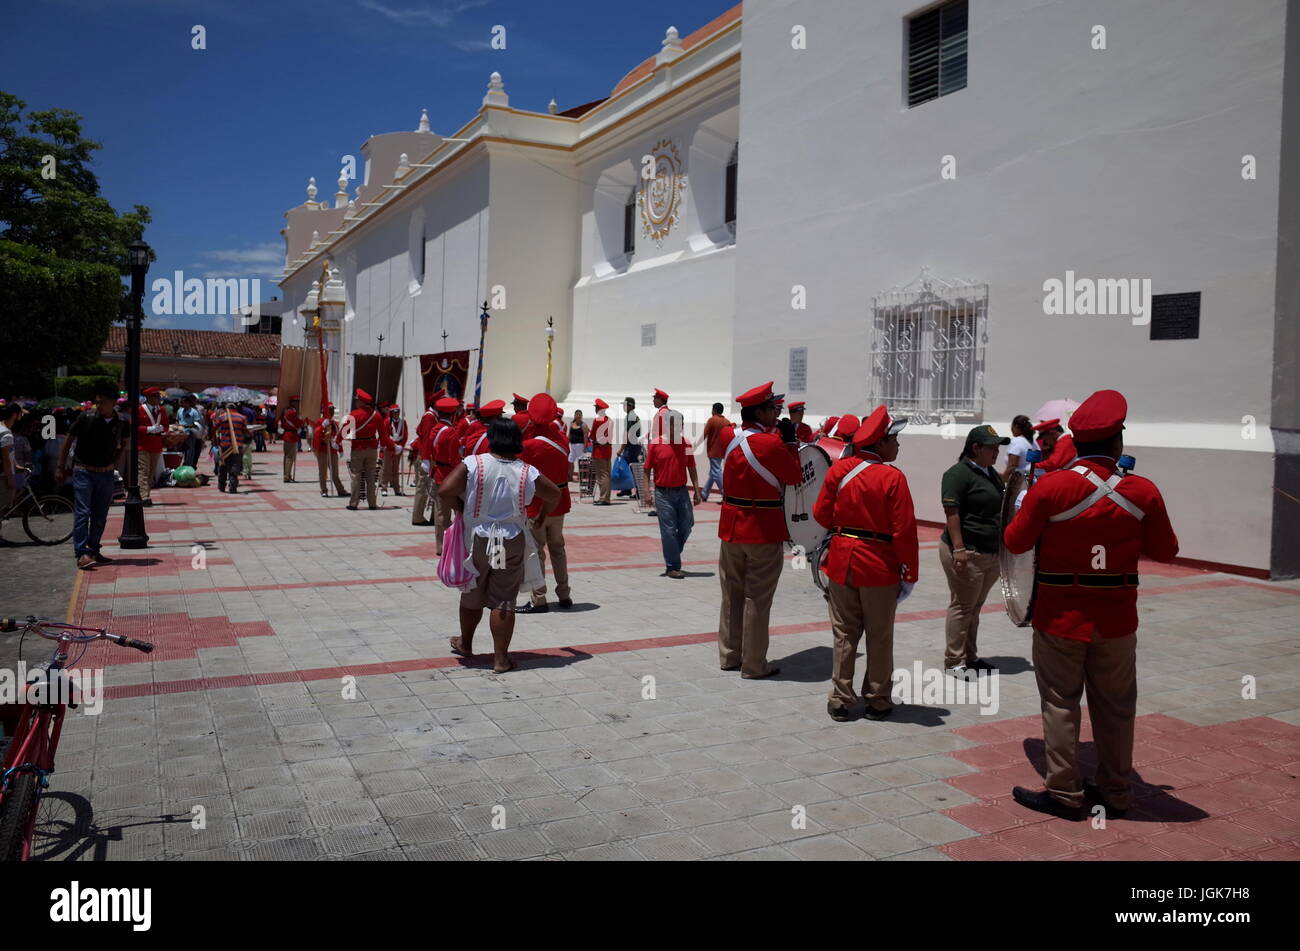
2;0;734;329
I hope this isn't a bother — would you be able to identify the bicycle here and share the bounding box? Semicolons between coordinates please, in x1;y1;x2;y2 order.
0;616;153;861
0;468;74;545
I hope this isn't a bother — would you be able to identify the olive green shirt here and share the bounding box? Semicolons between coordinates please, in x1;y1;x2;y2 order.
940;459;1005;555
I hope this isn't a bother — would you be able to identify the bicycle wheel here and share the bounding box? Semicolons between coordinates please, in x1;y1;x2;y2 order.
0;771;39;861
23;495;74;545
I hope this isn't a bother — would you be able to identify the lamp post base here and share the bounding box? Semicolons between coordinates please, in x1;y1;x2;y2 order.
117;490;150;549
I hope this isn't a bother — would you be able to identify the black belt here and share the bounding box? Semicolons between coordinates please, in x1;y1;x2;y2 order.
1036;572;1139;588
724;496;783;509
834;527;893;543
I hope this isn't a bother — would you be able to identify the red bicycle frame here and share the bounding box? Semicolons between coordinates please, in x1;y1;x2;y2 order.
0;696;67;861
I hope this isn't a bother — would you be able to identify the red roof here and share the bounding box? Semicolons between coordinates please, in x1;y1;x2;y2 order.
611;4;742;97
103;326;280;361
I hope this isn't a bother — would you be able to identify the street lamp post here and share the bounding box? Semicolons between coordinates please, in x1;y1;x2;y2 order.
472;300;489;408
118;239;152;550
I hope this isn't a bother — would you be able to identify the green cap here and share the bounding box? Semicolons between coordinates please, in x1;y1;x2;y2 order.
967;424;1010;446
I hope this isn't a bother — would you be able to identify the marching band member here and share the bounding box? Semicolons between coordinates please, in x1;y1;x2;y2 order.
511;393;534;440
463;400;505;456
716;382;801;679
312;404;347;497
382;403;408;496
786;402;814;444
345;389;394;511
135;386;168;504
410;393;441;525
813;406;917;721
280;396;305;483
518;392;573;613
1032;419;1075;473
590;398;614;505
418;396;462;552
1005;390;1179;821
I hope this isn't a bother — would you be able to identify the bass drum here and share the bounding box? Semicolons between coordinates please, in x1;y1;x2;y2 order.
815;436;849;462
999;468;1038;628
785;444;831;559
810;534;832;600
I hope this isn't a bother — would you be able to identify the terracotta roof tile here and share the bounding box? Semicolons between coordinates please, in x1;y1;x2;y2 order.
611;4;742;97
103;327;280;361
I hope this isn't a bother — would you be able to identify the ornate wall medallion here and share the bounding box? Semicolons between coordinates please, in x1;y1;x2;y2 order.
640;139;685;246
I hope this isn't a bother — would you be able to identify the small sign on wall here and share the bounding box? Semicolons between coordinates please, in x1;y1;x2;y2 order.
1150;292;1200;340
789;347;807;393
641;323;656;347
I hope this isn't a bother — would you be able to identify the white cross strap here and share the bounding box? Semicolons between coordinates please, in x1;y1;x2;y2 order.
533;435;568;458
838;459;875;492
1048;465;1146;522
722;428;781;492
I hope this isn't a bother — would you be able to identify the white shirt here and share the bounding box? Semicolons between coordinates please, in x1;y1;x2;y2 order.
463;454;538;539
0;424;14;478
1006;435;1033;474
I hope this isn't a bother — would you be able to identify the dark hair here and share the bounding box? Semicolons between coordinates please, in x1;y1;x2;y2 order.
740;404;759;424
625;397;636;408
487;417;523;456
1012;414;1032;438
93;383;119;400
712;402;724;414
1073;435;1120;458
0;403;22;422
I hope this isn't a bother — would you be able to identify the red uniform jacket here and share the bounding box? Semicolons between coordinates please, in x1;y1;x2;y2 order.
1005;457;1179;641
281;408;304;443
512;412;535;440
136;402;168;454
795;422;814;444
420;419;460;483
346;408;394;454
1036;434;1077;472
413;410;437;454
461;421;490;457
718;424;801;544
312;417;343;454
813;451;919;586
387;417;408;454
591;415;613;460
521;425;572;517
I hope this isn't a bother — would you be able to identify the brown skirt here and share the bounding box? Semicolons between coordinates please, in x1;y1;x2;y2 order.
459;533;526;611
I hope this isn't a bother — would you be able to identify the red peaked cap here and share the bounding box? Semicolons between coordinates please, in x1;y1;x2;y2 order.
142;386;162;396
434;397;460;414
1069;389;1127;441
527;392;558;425
833;414;860;440
594;398;609;410
853;405;907;447
512;393;529;406
478;400;505;418
355;388;373;403
653;388;669;401
736;381;776;408
787;402;806;411
823;415;841;435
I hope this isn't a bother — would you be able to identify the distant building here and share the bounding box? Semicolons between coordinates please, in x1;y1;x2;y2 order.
101;327;280;391
237;297;287;335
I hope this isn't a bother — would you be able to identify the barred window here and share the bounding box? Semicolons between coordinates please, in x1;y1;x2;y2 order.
870;269;987;421
725;144;738;231
623;188;637;257
907;0;968;108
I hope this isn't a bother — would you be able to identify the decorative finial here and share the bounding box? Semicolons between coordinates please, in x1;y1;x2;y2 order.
396;153;410;177
548;97;558;115
658;25;684;64
311;230;320;247
417;108;431;133
306;176;318;202
335;171;349;208
483;71;508;108
346;198;356;217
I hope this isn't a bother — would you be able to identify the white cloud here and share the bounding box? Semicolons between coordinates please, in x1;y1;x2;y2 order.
357;0;490;28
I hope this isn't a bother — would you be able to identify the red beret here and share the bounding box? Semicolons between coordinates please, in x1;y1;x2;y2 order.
527;392;558;424
434;397;460;413
478;399;505;418
834;414;860;440
1069;389;1127;441
594;398;609;410
736;381;775;408
853;405;907;447
1033;418;1062;433
653;388;669;401
355;388;373;403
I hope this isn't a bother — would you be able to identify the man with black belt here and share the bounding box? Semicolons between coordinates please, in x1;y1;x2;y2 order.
281;397;306;482
1005;390;1179;820
519;392;573;612
55;384;126;570
345;389;394;511
813;405;917;720
716;382;801;679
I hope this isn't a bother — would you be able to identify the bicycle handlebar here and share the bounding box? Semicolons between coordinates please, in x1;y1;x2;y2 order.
1;617;154;652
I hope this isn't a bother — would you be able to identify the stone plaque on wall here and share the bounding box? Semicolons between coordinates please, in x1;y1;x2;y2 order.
1150;292;1201;340
789;347;807;393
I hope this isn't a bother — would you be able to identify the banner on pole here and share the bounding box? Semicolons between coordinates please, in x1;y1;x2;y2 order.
420;351;470;406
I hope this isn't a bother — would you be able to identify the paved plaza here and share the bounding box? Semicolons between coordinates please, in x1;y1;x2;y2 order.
26;445;1300;861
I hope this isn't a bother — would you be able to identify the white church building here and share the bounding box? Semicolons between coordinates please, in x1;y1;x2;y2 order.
276;0;1298;580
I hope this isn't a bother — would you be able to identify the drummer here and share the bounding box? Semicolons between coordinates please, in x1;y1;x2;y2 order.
939;425;1009;678
813;406;918;721
786;402;814;444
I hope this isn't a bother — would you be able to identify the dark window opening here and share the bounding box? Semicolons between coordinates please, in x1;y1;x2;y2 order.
907;0;968;108
725;144;738;230
623;189;636;256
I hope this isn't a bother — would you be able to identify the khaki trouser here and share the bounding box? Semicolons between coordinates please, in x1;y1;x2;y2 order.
1033;629;1137;810
530;514;570;605
592;457;611;503
432;488;452;553
316;451;346;495
412;469;434;524
283;440;298;480
137;450;160;500
717;540;783;677
938;545;1001;668
382;451;403;492
348;447;379;508
827;579;900;712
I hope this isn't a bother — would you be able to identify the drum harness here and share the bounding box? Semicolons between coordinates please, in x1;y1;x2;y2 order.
721;427;783;508
829;457;894;543
1036;462;1146;589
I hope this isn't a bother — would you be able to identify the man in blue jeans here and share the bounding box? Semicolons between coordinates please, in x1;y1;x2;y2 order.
55;385;125;570
644;411;701;579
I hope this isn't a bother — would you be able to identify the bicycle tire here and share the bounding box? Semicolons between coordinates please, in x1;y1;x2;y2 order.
0;771;39;861
22;495;74;545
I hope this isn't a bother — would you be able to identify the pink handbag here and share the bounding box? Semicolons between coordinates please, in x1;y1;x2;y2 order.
437;512;472;589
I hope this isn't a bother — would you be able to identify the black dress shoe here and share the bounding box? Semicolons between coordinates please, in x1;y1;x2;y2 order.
827;703;855;722
864;705;893;721
517;602;549;614
1084;780;1128;818
142;499;154;507
557;598;573;609
1012;786;1085;821
967;658;999;672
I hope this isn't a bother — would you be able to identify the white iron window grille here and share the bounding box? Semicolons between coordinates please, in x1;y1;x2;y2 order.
869;267;987;423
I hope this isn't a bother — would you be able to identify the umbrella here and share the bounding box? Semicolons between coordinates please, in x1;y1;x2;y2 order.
1034;398;1079;423
201;387;222;395
34;396;81;411
165;387;192;399
213;386;267;405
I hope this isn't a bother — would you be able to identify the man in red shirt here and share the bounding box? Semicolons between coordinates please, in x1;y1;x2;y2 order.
590;398;615;505
696;402;732;503
312;404;347;497
813;406;917;721
418;396;462;551
410;394;441;525
280;396;306;483
135;386;168;504
1032;418;1076;473
716;382;802;679
345;389;394;511
1005;390;1178;821
518;392;573;613
645;409;702;578
462;400;504;457
511;393;534;441
786;402;814;444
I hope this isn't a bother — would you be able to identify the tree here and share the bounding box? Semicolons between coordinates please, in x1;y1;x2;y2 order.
0;90;151;393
